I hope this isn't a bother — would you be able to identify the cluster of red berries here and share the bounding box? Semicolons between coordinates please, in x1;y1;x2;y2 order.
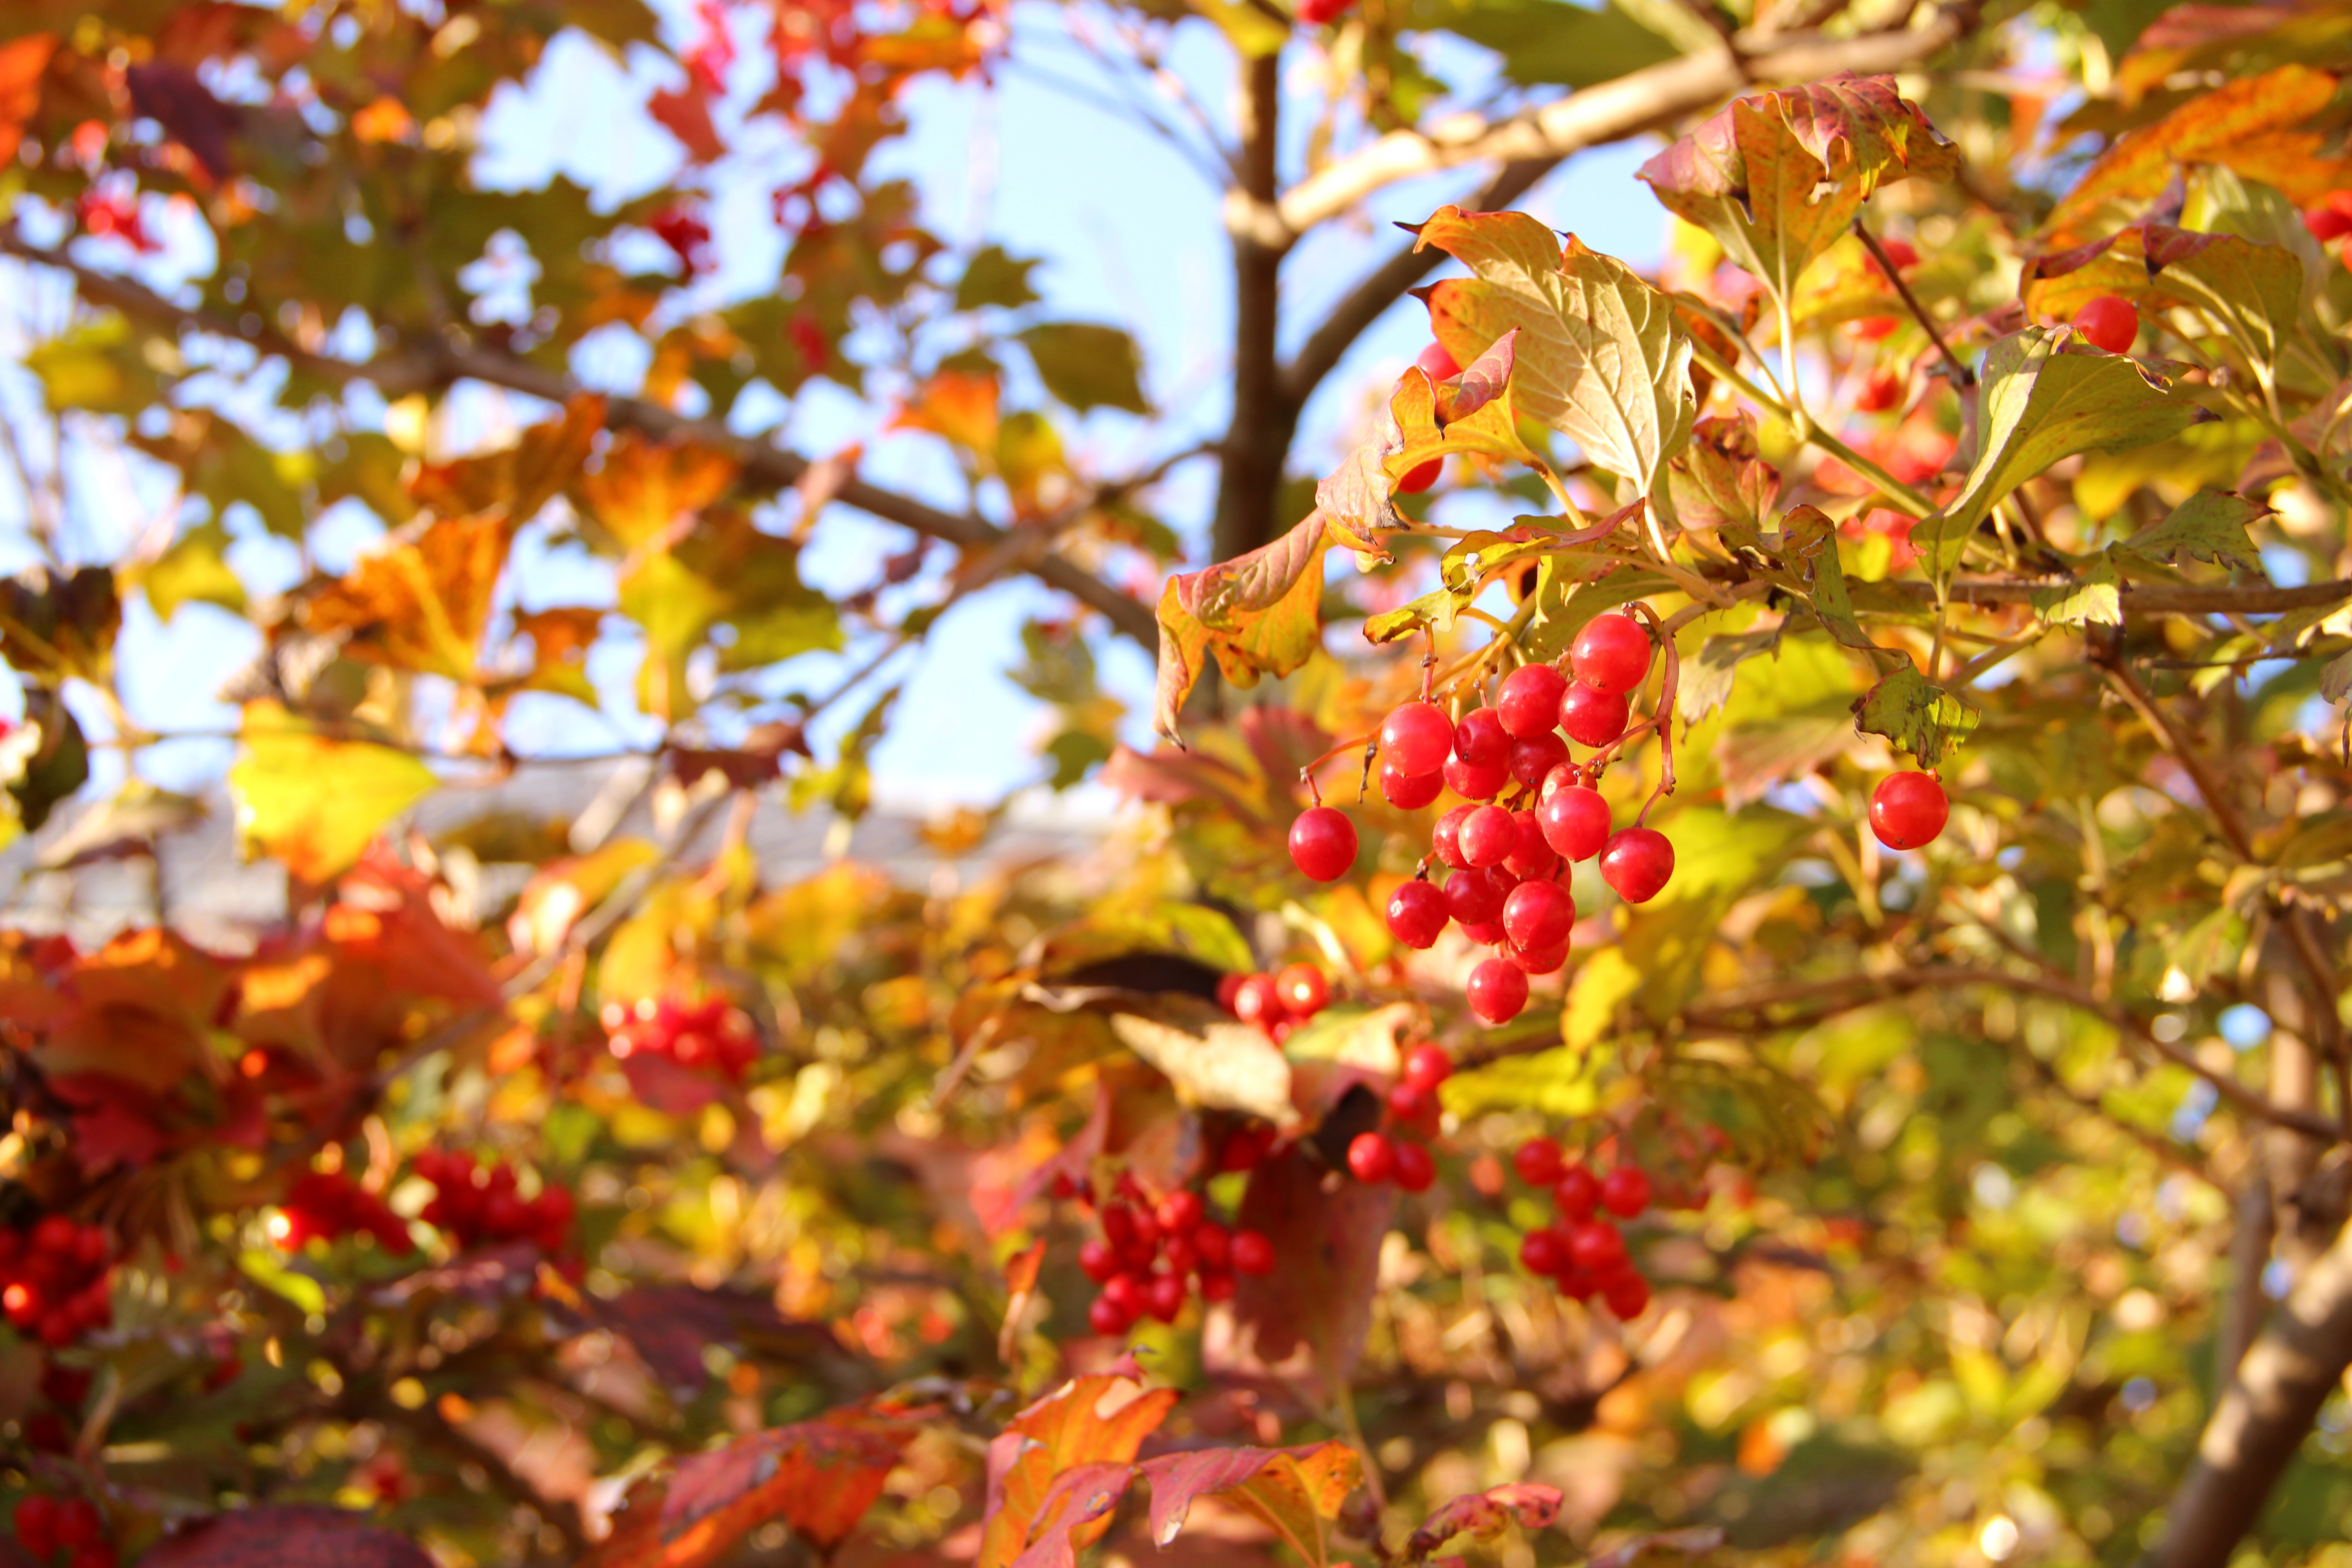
1291;613;1676;1026
1295;0;1354;24
415;1151;576;1254
74;189;156;254
0;1218;113;1348
1341;1041;1454;1191
1509;1137;1655;1319
1869;771;1948;850
1215;962;1330;1042
13;1495;112;1568
1077;1176;1275;1336
601;996;760;1081
272;1170;414;1255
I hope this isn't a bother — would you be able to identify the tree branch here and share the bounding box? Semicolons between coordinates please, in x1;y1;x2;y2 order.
1211;49;1289;565
0;230;1159;647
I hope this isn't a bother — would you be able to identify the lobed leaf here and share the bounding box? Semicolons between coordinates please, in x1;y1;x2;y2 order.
978;1363;1180;1568
589;1416;906;1568
1139;1442;1362;1567
1851;664;1980;769
1152;512;1333;744
229;703;437;884
2115;487;2269;572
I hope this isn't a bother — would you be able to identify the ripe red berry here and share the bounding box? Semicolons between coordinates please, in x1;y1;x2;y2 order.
1415;340;1460;381
1502;879;1574;951
1391;1141;1436;1192
1089;1294;1135;1335
1198;1269;1236;1303
1194;1220;1231;1269
2307;204;2352;242
1444;754;1509;799
33;1216;76;1256
1347;1131;1396;1183
1514;1137;1563;1186
1452;706;1509;766
1295;0;1353;23
1560;681;1630;748
1387;880;1450;949
1507;732;1568;792
1519;1227;1566;1275
1600;828;1675;904
1458;918;1505;946
1602;1271;1651;1320
1849;314;1899;340
1431;804;1476;869
1382;701;1455;776
1553;1165;1600;1221
1538;784;1611;862
1467;958;1529;1024
1402;1043;1453;1093
1219;1128;1269;1172
1443;866;1506;926
1155;1189;1204;1235
1145;1272;1187;1323
16;1496;60;1558
1164;1230;1199;1276
1871;236;1918;275
1101;1273;1144;1314
1230;1229;1276;1275
1506;938;1569;975
1459;805;1517;867
1289;807;1357;882
1601;1165;1652;1218
2073;294;2138;354
1233;974;1283;1025
1078;1238;1119;1282
1379;760;1445;809
1855;366;1904;413
1567;1218;1627;1271
1495;663;1567;738
1397;459;1442;495
1388;1081;1431;1123
1503;810;1555;879
1276;963;1329;1016
1869;771;1950;850
1570;615;1652;696
52;1501;98;1553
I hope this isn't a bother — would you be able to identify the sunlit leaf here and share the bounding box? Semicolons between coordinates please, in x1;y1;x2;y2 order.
230;703;437;883
1153;512;1332;744
590;1416;907;1568
1851;664;1980;768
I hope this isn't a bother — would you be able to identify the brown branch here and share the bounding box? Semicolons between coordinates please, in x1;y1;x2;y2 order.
1852;218;1973;389
0;228;1158;647
1211;49;1288;565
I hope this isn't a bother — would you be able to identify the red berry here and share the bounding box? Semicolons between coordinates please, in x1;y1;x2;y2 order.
1230;1230;1276;1275
1451;707;1509;768
1507;938;1570;975
1871;236;1918;275
1155;1189;1204;1235
1379;761;1444;809
2306;205;2352;242
1101;1273;1144;1315
1388;1081;1431;1122
52;1502;98;1552
1467;959;1529;1024
1387;880;1450;950
1560;681;1630;748
1089;1294;1135;1335
1233;975;1283;1025
1507;731;1568;791
1219;1128;1268;1172
2073;294;2138;354
1519;1227;1566;1275
1391;1141;1436;1192
1295;0;1353;23
1855;366;1904;413
1458;919;1505;946
1502;811;1557;881
1198;1269;1236;1303
1538;784;1611;861
1495;663;1567;738
1078;1239;1119;1282
33;1217;75;1256
1602;1271;1651;1319
1402;1043;1453;1093
17;1496;60;1558
1194;1220;1231;1269
1382;701;1455;775
1567;1219;1627;1271
1289;807;1357;882
1347;1131;1396;1184
1869;771;1950;850
1459;805;1517;868
1599;828;1675;903
1443;866;1507;926
1601;1166;1652;1219
1553;1165;1600;1221
1442;754;1509;800
1514;1137;1563;1186
1432;804;1477;869
1849;314;1899;340
1502;879;1574;951
1569;615;1652;696
1415;341;1460;381
1275;963;1328;1017
1162;1228;1199;1274
1145;1272;1187;1323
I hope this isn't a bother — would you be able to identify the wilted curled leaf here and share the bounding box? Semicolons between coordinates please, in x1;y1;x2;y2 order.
1320;331;1529;563
1139;1443;1362;1567
589;1415;906;1568
0;564;119;686
1666;411;1779;531
1404;1481;1564;1562
1108;1003;1298;1127
1852;664;1980;769
1152;512;1332;745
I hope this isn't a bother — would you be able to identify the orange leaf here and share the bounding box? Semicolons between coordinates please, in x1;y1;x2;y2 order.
1152;511;1331;745
302;514;506;682
1139;1443;1363;1567
977;1362;1180;1568
588;1416;906;1568
39;929;230;1095
409;397;603;525
0;36;56;168
350;95;415;144
890;371;1000;458
578;431;739;550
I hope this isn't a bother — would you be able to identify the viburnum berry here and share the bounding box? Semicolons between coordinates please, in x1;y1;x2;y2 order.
1495;663;1567;738
1869;235;1918;276
1155;1188;1205;1235
2073;294;2138;354
1232;974;1283;1025
1506;938;1569;975
1089;1294;1133;1336
1295;0;1353;24
1502;878;1574;951
1347;1131;1396;1183
1219;1127;1270;1172
1289;806;1357;882
1194;1220;1231;1270
1380;760;1444;809
1145;1272;1186;1323
1514;1136;1563;1186
1504;811;1557;881
1458;918;1505;946
1198;1270;1237;1303
1078;1238;1119;1282
1230;1229;1276;1275
1507;731;1568;792
1276;963;1329;1016
2306;199;2352;243
1443;866;1507;926
51;1500;100;1554
1101;1273;1144;1318
1459;804;1517;867
1560;681;1630;748
1452;706;1509;766
1553;1165;1600;1221
1402;1043;1453;1093
1431;804;1476;869
1388;1081;1432;1124
1381;701;1455;776
1570;614;1652;696
1467;958;1529;1024
1870;771;1950;850
1386;880;1449;949
1443;751;1509;800
1600;828;1675;903
15;1497;60;1558
1601;1165;1652;1218
1567;1218;1627;1271
1391;1141;1436;1193
1849;314;1899;340
1538;784;1611;862
1602;1271;1651;1320
1163;1232;1199;1276
1397;459;1443;495
1215;973;1245;1012
1856;366;1904;413
1415;341;1460;381
1520;1227;1566;1275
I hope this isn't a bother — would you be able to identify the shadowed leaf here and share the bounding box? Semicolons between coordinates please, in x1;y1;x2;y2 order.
2117;487;2269;572
1153;512;1332;744
1020;323;1150;413
1225;1144;1391;1401
142;1507;435;1568
590;1416;907;1568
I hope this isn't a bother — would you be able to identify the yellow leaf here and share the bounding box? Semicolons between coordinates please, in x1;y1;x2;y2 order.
230;703;437;883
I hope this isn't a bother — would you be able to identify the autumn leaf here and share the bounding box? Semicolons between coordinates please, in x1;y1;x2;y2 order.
1137;1444;1362;1567
1404;1481;1564;1563
578;432;740;550
650;82;727;162
589;1416;907;1568
36;928;230;1095
1666;411;1779;531
1019;323;1151;414
892;370;1002;459
302;514;507;682
2116;487;2269;573
230;702;438;883
978;1362;1180;1568
135;519;246;622
0;35;55;167
1153;512;1332;744
140;1506;436;1568
1224;1144;1392;1402
1106;1001;1299;1126
0;565;120;686
1414;211;1694;494
1004;1463;1138;1568
1320;332;1532;561
409;397;603;526
1852;664;1980;768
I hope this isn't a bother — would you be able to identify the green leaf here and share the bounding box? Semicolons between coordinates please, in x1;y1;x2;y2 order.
24;314;170;416
1406;0;1680;88
1666;412;1779;531
1363;585;1460;646
230;702;438;883
1617;807;1813;1021
956;245;1040;310
1413;211;1695;492
2114;486;2269;572
1851;665;1980;768
1153;513;1332;744
2029;558;2123;625
1920;328;2206;573
1019;323;1150;413
1677;626;1784;724
7;691;85;834
1774;506;1879;655
135;519;247;622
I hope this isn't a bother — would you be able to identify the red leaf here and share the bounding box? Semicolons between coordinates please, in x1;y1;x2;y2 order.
1137;1443;1362;1566
590;1415;906;1568
649;83;727;163
1004;1462;1137;1568
978;1362;1178;1568
1220;1145;1392;1402
1404;1482;1563;1562
0;36;55;169
142;1507;435;1568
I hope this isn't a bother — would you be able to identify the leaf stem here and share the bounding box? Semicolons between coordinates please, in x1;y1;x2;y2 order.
1688;339;1937;518
1852;220;1974;389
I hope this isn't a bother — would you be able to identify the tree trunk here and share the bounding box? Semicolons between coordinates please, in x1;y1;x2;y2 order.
1211;50;1297;566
